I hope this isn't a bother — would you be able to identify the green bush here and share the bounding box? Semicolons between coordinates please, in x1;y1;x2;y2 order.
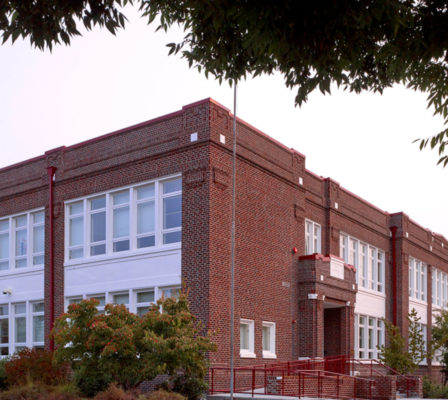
73;362;112;398
144;389;186;400
423;376;448;398
0;358;9;390
94;383;137;400
53;294;216;398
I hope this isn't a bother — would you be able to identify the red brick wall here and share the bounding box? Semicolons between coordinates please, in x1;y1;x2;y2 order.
1;98;448;375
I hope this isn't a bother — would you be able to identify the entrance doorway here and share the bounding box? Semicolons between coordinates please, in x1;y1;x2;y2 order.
323;302;343;357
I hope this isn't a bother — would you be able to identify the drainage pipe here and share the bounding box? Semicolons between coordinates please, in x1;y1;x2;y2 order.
47;166;57;351
390;226;398;326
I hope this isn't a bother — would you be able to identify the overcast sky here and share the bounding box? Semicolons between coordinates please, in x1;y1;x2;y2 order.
0;7;446;238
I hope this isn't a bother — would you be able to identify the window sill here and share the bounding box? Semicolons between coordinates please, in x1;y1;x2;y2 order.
357;287;386;299
409;298;427;306
64;243;181;268
0;265;44;278
262;351;277;359
240;350;256;359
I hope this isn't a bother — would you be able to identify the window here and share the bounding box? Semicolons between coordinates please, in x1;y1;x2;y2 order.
305;220;321;255
32;302;44;347
240;319;255;358
66;287;179;316
355;314;384;359
86;295;106;314
262;322;276;359
135;291;155;317
409;257;427;302
14;303;26;353
432;267;448;308
0;301;45;356
340;233;384;293
113;293;129;309
160;287;180;300
65;176;182;261
0;305;8;356
0;210;44;271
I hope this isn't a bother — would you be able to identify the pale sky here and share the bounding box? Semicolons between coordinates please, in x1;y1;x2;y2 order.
0;7;446;238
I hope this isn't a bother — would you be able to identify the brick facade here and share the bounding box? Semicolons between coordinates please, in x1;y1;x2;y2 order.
0;98;447;379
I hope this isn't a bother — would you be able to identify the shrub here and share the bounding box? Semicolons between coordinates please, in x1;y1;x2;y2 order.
0;382;81;400
422;376;448;398
73;361;112;397
53;294;216;397
94;383;136;400
144;389;186;400
0;358;9;390
4;348;70;387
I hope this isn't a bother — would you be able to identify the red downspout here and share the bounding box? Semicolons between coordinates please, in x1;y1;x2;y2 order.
47;166;57;351
391;226;398;326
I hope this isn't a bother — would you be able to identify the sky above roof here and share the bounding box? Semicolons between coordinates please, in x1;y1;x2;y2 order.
0;7;446;238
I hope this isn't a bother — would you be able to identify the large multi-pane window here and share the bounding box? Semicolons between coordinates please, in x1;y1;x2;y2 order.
0;301;44;356
355;314;384;359
66;286;179;316
0;210;45;271
409;257;427;302
65;176;182;261
340;233;385;293
305;220;321;255
432;267;448;308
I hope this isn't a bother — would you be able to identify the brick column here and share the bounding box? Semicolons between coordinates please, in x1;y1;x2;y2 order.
298;298;324;358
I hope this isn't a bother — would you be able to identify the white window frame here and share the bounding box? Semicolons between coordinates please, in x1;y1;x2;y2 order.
65;286;180;315
31;302;44;348
409;257;427;303
432;267;448;309
262;321;276;359
240;319;255;358
305;220;321;255
0;305;8;356
0;300;45;356
340;232;385;293
0;209;45;272
135;290;155;317
355;314;384;360
64;175;182;263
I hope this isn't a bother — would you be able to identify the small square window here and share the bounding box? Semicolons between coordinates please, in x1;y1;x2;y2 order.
262;322;276;359
240;319;255;358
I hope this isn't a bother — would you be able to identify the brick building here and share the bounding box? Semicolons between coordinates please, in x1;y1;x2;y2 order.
0;98;446;376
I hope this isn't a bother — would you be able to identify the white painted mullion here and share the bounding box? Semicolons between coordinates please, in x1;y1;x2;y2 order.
106;194;112;255
155;181;161;247
84;198;89;258
27;213;32;268
26;300;31;349
8;217;13;271
130;188;136;251
8;303;12;355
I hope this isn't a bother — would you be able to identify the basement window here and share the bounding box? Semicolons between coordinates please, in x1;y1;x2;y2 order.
262;322;276;359
240;319;255;358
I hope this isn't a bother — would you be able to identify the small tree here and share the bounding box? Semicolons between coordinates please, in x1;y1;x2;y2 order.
431;308;448;382
378;309;427;374
52;294;216;397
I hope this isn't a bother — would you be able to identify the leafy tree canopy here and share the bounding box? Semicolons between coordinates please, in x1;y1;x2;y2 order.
52;295;216;397
1;1;448;164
